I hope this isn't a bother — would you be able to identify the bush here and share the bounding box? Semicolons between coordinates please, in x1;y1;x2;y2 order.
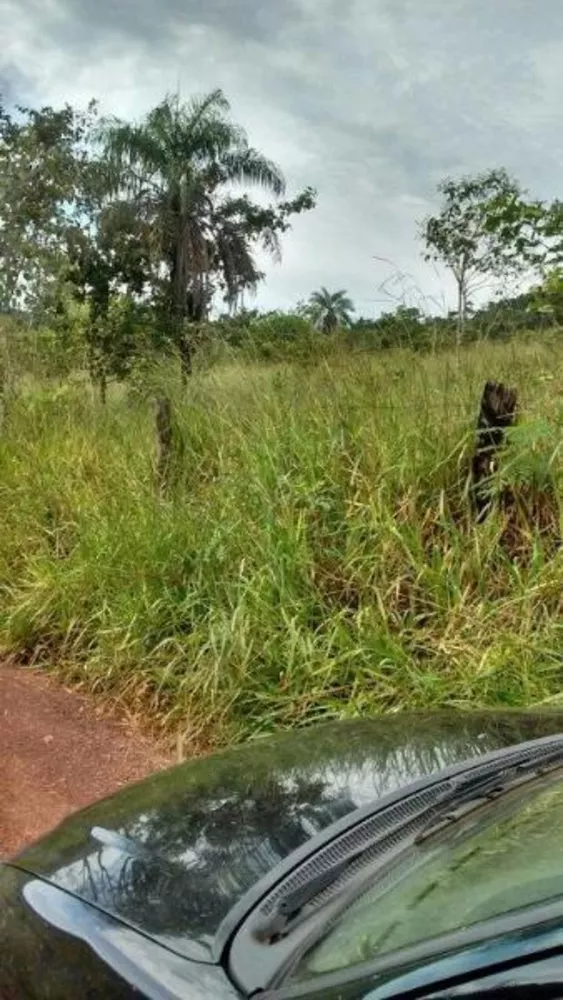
201;310;330;363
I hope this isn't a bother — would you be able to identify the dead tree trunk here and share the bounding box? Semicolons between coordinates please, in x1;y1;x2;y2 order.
471;380;518;523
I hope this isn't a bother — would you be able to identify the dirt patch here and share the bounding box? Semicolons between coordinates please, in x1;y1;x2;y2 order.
0;665;172;858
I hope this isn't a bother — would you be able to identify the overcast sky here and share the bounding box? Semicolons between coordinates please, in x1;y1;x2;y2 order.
3;0;563;316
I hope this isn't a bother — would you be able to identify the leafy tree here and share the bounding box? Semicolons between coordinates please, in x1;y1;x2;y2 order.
102;90;315;377
532;199;563;275
212;189;315;315
0;100;102;316
0;98;150;397
306;287;355;332
62;200;156;399
420;168;541;341
527;266;563;327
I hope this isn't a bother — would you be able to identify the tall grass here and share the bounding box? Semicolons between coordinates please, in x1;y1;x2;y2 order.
0;336;561;747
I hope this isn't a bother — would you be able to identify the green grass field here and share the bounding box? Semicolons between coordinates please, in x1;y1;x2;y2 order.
0;335;561;748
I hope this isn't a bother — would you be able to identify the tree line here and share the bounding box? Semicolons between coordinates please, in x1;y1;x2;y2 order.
1;89;563;393
0;90;315;392
307;170;563;344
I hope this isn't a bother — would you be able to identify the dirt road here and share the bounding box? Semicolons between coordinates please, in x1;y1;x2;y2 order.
0;665;171;858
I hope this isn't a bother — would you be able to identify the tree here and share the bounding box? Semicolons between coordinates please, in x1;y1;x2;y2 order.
212;189;316;315
532;199;563;273
527;266;563;327
102;91;315;377
0;99;152;398
420;168;541;342
62;199;156;400
0;100;102;316
306;287;355;333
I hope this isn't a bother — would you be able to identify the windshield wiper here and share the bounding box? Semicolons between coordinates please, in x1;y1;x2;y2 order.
253;843;368;943
254;746;563;944
415;747;563;843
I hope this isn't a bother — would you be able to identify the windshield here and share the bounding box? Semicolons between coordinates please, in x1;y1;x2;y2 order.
292;775;563;981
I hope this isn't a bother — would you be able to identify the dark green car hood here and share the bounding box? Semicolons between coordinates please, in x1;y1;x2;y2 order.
12;711;563;963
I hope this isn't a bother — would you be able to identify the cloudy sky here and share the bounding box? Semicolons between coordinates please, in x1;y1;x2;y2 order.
3;0;563;316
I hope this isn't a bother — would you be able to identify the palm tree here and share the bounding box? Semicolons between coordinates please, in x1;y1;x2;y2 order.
307;287;355;333
102;90;285;376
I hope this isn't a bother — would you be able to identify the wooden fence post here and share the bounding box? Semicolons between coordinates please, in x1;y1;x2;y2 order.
155;396;174;495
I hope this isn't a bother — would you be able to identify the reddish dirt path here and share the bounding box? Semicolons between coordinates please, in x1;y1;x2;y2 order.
0;665;172;859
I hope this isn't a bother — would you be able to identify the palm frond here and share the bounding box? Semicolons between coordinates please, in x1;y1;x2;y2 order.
103;121;168;195
185;89;231;127
221;148;286;196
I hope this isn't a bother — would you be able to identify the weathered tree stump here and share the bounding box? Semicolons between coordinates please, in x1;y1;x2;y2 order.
471;380;561;561
471;380;518;523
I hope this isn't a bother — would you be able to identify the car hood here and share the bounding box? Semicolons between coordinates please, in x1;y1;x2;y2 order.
12;710;563;963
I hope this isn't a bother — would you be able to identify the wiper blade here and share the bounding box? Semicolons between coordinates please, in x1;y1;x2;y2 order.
415;747;563;843
254;844;367;943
